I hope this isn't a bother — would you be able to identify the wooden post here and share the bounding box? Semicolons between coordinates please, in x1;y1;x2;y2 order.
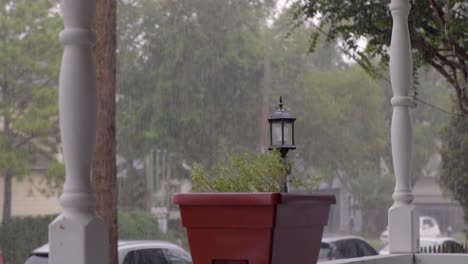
93;0;118;263
388;0;419;254
49;0;109;263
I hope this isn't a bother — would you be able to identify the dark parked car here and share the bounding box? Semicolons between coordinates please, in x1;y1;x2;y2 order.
24;240;192;264
318;236;378;262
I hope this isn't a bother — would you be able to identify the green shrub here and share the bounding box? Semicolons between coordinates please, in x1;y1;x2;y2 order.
118;210;164;240
0;215;56;264
191;150;319;192
118;210;188;249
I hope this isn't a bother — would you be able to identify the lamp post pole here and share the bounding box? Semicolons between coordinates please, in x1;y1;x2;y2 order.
282;152;291;193
268;97;296;193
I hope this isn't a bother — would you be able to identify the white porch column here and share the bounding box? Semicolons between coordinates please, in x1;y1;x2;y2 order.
388;0;419;253
49;0;109;263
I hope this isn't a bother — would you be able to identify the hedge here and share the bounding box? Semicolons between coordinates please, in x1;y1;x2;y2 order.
0;215;55;264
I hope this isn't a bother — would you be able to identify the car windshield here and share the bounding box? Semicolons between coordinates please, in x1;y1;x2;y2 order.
24;254;48;264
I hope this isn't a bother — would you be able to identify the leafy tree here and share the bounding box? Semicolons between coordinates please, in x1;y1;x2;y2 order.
287;2;463;232
292;0;468;113
270;14;387;174
292;68;393;234
0;0;62;223
117;0;275;166
266;12;393;233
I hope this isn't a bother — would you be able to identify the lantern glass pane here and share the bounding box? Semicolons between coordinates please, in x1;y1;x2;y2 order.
284;122;292;145
272;122;283;146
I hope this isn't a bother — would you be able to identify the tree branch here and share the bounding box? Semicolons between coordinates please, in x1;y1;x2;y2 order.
13;134;36;148
427;0;445;26
430;61;467;113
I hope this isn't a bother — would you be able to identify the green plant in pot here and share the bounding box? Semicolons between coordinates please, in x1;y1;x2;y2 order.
191;150;319;193
174;98;336;264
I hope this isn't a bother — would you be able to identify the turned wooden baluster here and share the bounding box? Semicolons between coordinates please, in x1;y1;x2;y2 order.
388;0;419;254
49;0;109;263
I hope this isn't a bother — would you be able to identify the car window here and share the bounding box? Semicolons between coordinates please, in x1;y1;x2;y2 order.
442;241;464;253
318;243;332;261
422;219;434;229
333;239;359;259
122;248;168;264
354;240;378;257
163;248;192;264
24;254;49;264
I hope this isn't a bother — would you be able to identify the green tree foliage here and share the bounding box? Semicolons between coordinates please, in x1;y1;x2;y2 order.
440;114;468;234
293;0;468;113
273;7;455;233
290;68;394;233
115;0;278;211
114;0;453;235
118;210;188;249
118;210;183;244
117;0;275;166
268;13;394;233
0;0;62;223
270;11;388;175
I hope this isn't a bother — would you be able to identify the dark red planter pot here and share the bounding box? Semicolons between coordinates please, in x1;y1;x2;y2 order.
173;192;335;264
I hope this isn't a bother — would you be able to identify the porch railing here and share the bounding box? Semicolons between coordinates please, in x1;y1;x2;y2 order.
420;244;468;254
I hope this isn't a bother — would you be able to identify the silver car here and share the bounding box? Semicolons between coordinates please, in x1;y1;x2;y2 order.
24;240;192;264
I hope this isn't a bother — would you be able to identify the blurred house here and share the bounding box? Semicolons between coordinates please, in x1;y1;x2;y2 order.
0;156;62;223
413;177;464;232
413;153;465;233
317;175;364;235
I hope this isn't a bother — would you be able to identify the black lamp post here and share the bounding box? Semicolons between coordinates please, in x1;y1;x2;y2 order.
268;96;296;192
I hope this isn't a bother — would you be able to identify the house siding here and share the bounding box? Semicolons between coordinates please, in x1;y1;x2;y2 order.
414;176;466;232
0;174;61;222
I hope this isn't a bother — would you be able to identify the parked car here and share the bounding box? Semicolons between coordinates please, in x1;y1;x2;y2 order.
379;237;464;254
24;240;192;264
318;236;379;262
380;216;441;243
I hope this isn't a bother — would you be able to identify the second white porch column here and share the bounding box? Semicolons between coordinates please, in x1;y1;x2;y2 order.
49;0;109;263
388;0;419;254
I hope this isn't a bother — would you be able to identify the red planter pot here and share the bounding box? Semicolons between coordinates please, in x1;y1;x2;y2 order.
174;192;335;264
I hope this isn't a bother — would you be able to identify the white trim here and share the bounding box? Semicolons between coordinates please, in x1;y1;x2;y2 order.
415;254;468;264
